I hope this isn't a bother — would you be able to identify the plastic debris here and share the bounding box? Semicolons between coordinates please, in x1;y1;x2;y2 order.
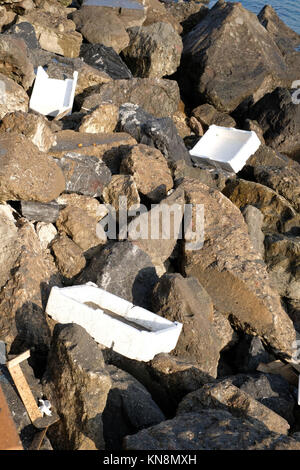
38;399;52;417
46;282;182;362
189;125;261;173
29;66;78;119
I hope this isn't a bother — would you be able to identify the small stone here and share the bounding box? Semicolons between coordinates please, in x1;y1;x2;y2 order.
102;175;140;214
120;144;173;202
0;134;65;203
56;205;103;252
192;103;236;129
51;234;86;278
56;194;108;222
36;222;57;250
0;111;56;152
0;73;29;119
54;153;112;198
79;104;118;134
21;201;60;223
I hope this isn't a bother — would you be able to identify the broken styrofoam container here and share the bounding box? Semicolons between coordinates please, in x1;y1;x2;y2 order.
189;125;261;173
29;66;78;118
46;283;182;362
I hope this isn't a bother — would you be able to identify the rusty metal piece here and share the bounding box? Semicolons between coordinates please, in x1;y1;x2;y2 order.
0;384;23;450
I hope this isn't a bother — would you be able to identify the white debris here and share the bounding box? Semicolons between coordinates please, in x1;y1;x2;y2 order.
46;283;182;362
189;125;261;173
29;66;78;118
38;399;52;417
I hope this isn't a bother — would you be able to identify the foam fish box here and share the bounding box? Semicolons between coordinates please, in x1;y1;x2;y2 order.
46;283;182;362
29;66;78;118
189;125;261;173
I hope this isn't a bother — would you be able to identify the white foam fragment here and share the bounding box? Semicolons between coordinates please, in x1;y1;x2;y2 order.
189;125;261;173
29;66;78;118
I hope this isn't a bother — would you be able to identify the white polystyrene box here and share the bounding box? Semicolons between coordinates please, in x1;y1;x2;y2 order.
189;125;261;173
46;283;182;362
29;66;78;118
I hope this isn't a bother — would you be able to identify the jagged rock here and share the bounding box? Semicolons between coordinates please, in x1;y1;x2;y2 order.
227;373;296;425
123;22;182;79
82;78;180;118
152;273;221;378
56;205;103;252
180;1;289;112
0;134;65;203
0;220;59;353
258;5;300;54
51;234;86;279
180;178;296;359
212;308;237;353
177;379;289;435
249;87;300;160
120;144;173;202
192;103;236;130
252;164;300;214
127;188;184;271
143;0;181;34
17;10;82;58
21;201;60;223
36;222;57;250
264;233;300;306
4;22;40;51
0;73;29;119
48;130;136;175
71;7;131;53
0;35;34;90
44;323;111;450
0;6;15;30
77;241;158;310
117;104;192;165
243;119;265;144
79;104;118;134
0;208;20;289
172;110;192;139
104;350;215;415
102;174;140;214
242;205;265;257
54;153;111;198
124;409;300;450
56;194;107;222
80;43;132;80
173;160;230;192
103;365;165;450
223;179;299;233
233;335;273;373
163;0;208;35
0;111;56;152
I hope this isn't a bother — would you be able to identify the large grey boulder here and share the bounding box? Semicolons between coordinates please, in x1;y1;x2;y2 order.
123;22;183;78
124;409;300;450
117;103;192;165
180;1;289;112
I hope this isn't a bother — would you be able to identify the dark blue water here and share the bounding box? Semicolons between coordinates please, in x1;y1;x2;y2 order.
209;0;300;35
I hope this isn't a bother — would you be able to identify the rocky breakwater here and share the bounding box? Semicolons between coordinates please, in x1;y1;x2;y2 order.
0;0;299;451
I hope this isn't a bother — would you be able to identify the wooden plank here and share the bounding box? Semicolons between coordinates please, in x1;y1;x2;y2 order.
8;363;43;423
0;385;23;450
29;427;48;451
7;350;30;369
